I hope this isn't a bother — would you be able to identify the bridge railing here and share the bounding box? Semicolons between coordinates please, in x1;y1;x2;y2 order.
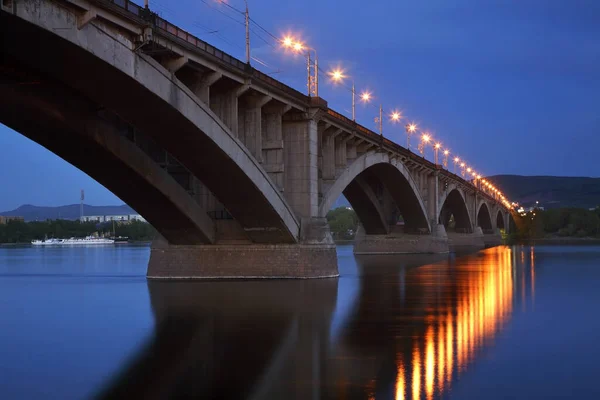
99;0;307;101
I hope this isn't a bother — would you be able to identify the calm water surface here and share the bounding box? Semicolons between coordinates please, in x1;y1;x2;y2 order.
1;244;599;399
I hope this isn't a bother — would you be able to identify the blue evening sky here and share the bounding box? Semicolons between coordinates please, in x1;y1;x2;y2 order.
1;0;599;210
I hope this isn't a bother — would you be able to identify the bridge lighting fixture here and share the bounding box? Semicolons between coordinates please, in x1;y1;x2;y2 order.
281;35;318;96
329;68;345;82
405;123;417;150
360;91;372;102
433;142;441;164
390;111;402;122
282;36;294;48
418;133;430;157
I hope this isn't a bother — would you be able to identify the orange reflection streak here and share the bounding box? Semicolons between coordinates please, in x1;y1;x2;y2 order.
446;309;453;385
437;322;445;392
530;246;536;306
395;360;405;400
392;247;516;400
412;344;421;400
425;326;434;400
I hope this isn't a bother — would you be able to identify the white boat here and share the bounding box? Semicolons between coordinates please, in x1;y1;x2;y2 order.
61;236;114;245
31;238;64;246
31;236;114;245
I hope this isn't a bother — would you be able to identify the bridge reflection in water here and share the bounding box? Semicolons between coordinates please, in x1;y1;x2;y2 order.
97;246;535;399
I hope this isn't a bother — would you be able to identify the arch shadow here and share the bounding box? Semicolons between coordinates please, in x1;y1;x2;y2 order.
439;189;472;233
477;202;493;231
319;152;430;233
496;210;505;231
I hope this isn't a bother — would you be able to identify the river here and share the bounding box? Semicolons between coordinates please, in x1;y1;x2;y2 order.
0;244;599;399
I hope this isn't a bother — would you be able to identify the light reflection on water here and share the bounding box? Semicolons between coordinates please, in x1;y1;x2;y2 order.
393;246;518;400
0;244;551;399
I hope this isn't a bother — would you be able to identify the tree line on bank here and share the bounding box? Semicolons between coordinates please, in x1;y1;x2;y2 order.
0;219;156;244
326;206;600;242
511;207;600;241
327;207;359;240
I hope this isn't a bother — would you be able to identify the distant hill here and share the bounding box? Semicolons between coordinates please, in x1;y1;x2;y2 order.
0;204;135;222
488;175;600;209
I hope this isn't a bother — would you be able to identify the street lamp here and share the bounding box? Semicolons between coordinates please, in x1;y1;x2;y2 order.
328;68;356;120
453;157;460;173
443;149;449;168
434;142;441;165
282;36;318;97
418;133;430;157
405;123;417;151
460;162;466;177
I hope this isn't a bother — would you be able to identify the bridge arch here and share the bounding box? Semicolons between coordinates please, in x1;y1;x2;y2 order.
477;202;493;231
438;188;472;233
1;5;299;243
0;76;217;245
496;209;505;231
319;151;430;233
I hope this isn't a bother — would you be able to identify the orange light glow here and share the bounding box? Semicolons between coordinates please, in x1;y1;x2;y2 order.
435;143;441;149
360;91;372;102
329;68;345;82
391;111;402;121
422;134;431;143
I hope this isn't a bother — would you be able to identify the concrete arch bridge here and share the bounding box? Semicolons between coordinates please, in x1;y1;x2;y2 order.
0;0;510;278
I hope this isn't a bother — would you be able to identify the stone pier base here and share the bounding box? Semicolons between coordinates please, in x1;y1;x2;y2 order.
147;217;339;279
147;242;338;279
483;233;503;247
353;224;449;255
447;229;485;251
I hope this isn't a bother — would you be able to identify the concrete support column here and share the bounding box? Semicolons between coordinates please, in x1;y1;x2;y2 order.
334;136;347;176
237;94;272;161
473;192;479;231
210;84;249;136
321;128;340;180
283;112;319;219
346;137;358;164
180;70;222;105
262;103;289;191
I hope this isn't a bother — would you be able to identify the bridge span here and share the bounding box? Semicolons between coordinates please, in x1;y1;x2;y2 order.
0;0;511;278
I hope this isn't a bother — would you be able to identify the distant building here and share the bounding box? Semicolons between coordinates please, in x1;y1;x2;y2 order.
80;214;146;223
0;216;24;224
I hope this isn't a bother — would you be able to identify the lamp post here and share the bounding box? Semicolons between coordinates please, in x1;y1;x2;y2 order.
434;142;441;165
328;69;357;121
419;133;430;157
460;162;466;177
443;150;449;168
453;157;460;173
245;0;250;65
283;36;318;96
405;123;417;151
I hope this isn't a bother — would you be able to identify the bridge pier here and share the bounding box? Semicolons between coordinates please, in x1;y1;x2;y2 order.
353;224;449;255
147;217;338;279
447;227;485;250
483;228;504;247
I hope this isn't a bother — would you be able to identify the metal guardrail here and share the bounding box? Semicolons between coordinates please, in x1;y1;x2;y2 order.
96;0;508;208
